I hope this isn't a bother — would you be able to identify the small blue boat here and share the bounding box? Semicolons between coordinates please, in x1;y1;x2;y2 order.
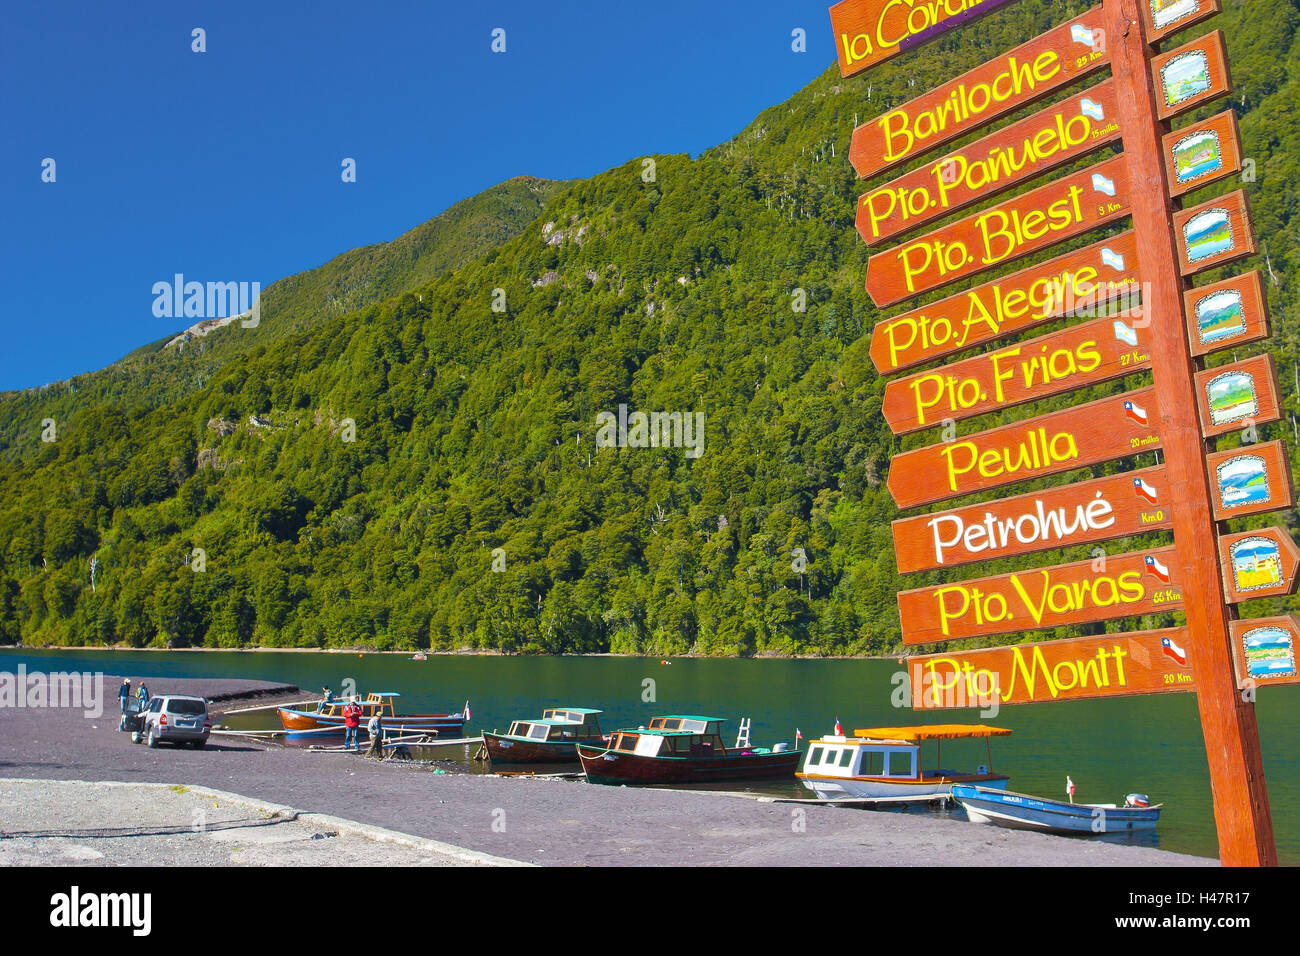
952;784;1162;835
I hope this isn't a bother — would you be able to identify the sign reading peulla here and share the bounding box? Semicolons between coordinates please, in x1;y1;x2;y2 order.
887;385;1161;510
866;154;1132;306
882;312;1150;434
897;545;1184;645
869;230;1141;375
856;81;1121;246
908;628;1196;710
830;0;1021;79
849;6;1109;179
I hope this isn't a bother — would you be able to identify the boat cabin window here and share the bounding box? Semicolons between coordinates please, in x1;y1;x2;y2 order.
819;747;839;766
507;721;526;736
838;749;854;768
808;746;823;766
614;734;638;752
856;750;879;775
528;724;550;741
634;735;667;757
886;749;916;778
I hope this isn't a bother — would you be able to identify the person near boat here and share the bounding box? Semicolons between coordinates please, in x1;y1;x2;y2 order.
342;697;363;751
318;686;335;712
118;679;132;714
365;710;385;757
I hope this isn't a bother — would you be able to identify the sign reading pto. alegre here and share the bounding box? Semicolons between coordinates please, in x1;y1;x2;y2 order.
830;0;1021;79
909;628;1196;709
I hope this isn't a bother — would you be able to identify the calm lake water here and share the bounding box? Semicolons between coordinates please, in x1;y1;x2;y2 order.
4;648;1297;863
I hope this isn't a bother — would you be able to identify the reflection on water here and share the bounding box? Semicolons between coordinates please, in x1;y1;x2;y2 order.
5;647;1297;863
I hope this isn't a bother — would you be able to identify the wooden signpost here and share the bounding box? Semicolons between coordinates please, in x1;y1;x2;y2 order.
831;0;1285;864
909;628;1197;710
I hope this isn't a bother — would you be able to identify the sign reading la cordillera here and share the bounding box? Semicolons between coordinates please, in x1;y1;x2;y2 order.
831;0;1021;79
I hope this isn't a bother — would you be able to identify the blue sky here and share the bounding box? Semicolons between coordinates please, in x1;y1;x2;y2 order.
1;0;831;391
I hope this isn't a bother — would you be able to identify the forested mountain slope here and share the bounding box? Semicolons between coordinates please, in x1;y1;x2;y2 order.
2;0;1297;654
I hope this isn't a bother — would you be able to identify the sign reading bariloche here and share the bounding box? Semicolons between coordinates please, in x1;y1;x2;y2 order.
867;155;1132;305
869;230;1142;374
886;386;1160;510
909;628;1197;709
832;0;1284;864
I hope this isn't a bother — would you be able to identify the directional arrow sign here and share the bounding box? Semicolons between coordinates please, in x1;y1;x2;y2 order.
849;6;1110;179
830;0;1021;79
1229;615;1300;690
892;465;1172;574
908;628;1196;709
866;154;1132;306
898;545;1184;645
1218;527;1300;602
1195;354;1282;440
1206;440;1295;521
869;230;1142;375
856;81;1121;247
1185;271;1269;358
1164;109;1244;199
1175;189;1256;276
883;312;1150;435
887;386;1161;510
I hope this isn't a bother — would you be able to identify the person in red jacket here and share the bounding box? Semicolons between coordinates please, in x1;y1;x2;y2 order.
342;697;363;751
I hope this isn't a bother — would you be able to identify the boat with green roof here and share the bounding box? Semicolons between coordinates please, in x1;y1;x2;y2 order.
482;707;606;764
575;715;799;785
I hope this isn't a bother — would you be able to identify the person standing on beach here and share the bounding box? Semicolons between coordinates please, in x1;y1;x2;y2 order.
136;681;150;706
342;697;362;751
118;679;132;714
365;710;384;758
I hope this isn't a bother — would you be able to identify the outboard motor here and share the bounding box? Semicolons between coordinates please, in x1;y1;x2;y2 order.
1124;793;1150;808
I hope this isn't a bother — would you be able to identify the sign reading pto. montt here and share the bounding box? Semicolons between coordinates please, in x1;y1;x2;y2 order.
831;0;1021;78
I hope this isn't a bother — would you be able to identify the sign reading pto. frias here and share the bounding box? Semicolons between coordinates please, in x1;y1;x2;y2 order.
887;386;1161;510
898;546;1184;645
909;628;1196;709
849;6;1109;179
866;155;1132;306
869;230;1142;374
831;0;1021;79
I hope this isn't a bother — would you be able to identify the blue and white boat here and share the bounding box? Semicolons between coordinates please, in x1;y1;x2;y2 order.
952;784;1162;835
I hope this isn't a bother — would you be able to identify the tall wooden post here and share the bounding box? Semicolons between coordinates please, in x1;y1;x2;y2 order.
1105;0;1276;866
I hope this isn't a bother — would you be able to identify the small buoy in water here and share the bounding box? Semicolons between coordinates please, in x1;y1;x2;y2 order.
660;660;671;665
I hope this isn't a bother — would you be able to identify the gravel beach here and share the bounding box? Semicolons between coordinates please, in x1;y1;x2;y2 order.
0;675;1216;866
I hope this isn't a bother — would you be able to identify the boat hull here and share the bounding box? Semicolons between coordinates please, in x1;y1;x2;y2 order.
576;745;799;785
483;731;603;764
952;785;1162;834
277;708;465;737
797;773;1009;801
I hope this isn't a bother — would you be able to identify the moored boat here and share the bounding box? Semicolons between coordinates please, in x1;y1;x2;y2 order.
483;707;605;763
277;692;466;738
797;724;1011;801
953;784;1162;834
575;715;798;785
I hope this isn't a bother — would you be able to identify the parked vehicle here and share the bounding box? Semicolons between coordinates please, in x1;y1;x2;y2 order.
142;695;212;748
118;697;147;743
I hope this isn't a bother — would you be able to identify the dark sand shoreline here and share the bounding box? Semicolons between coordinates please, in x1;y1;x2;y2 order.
0;675;1216;867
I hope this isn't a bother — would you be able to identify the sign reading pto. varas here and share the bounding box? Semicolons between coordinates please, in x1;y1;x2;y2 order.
869;230;1142;374
866;154;1132;306
830;0;1021;79
897;545;1184;645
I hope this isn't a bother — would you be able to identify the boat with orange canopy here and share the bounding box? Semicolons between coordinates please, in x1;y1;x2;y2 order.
796;724;1011;801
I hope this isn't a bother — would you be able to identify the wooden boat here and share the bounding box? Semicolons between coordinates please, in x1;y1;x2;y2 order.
796;724;1011;800
482;708;605;764
953;784;1163;834
277;692;466;737
575;715;798;785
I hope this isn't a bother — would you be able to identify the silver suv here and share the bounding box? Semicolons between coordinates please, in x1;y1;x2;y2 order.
142;695;211;748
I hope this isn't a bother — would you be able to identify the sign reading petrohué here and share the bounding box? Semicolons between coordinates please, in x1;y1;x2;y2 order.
830;0;1022;79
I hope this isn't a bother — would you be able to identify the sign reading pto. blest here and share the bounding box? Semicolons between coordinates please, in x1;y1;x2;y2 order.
830;0;1021;79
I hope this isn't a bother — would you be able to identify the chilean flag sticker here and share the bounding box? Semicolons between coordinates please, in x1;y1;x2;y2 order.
1162;636;1188;666
1124;400;1150;426
1145;555;1172;583
1134;477;1159;503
